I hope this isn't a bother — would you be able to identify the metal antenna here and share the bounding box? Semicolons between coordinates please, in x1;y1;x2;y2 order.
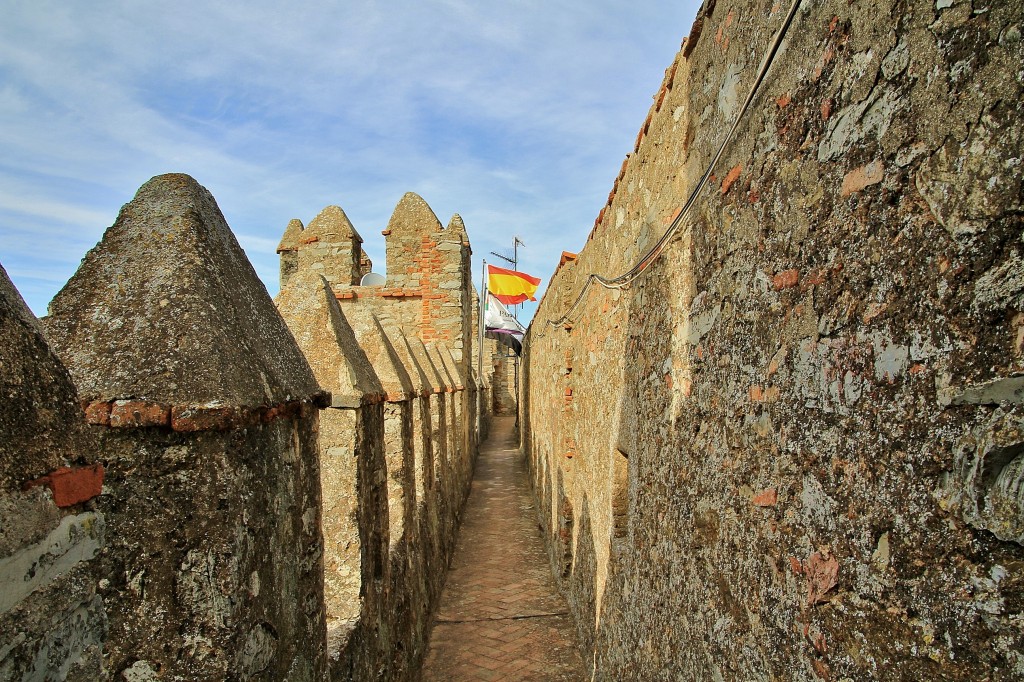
489;237;527;324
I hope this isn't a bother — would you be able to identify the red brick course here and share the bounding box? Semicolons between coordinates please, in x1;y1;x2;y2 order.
81;396;327;431
110;400;170;428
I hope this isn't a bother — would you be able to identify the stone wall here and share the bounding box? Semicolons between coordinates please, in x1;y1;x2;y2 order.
488;341;518;415
0;264;106;680
275;192;484;680
523;1;1024;680
2;175;330;680
280;194;475;369
1;173;491;681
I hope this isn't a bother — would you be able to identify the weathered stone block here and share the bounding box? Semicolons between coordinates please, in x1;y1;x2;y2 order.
0;512;104;613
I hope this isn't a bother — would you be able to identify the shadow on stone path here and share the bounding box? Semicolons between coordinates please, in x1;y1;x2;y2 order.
419;415;586;681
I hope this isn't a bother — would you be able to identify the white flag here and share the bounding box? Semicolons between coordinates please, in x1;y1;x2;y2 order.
484;293;526;354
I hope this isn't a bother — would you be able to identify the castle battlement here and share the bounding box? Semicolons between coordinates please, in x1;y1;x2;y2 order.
1;174;490;681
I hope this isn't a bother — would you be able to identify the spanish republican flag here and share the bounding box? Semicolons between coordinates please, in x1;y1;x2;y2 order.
487;264;540;305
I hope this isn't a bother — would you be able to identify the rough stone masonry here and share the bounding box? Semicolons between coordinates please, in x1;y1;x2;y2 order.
0;173;493;681
274;191;484;681
44;174;329;681
0;263;106;681
524;0;1023;680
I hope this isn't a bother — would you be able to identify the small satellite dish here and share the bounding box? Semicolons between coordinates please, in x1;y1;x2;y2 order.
360;272;386;286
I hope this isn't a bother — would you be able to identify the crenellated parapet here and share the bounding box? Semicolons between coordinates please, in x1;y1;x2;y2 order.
277;192;474;373
275;262;479;681
35;173;328;680
2;172;490;682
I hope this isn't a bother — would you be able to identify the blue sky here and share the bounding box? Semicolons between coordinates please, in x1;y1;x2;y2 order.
0;0;699;323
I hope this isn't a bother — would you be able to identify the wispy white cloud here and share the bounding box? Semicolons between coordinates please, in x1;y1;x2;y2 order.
0;190;111;228
0;0;700;316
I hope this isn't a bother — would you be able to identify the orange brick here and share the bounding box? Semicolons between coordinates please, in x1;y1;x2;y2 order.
171;405;237;431
84;400;111;426
24;463;105;507
772;269;800;290
55;466;104;505
721;164;743;194
841;160;884;197
109;400;170;428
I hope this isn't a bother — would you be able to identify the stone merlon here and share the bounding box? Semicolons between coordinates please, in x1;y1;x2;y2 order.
385;192;444;237
276;270;384;407
445;214;470;246
277;218;305;253
409;337;447;394
44;174;320;407
0;263;96;491
304;205;364;245
383;322;433;397
344;307;416;402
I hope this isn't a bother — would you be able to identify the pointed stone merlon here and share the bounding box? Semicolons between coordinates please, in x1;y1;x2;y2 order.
359;248;373;280
382;323;432;398
445;213;471;249
374;321;436;638
1;263;97;491
436;343;467;392
408;337;446;395
430;342;465;477
0;263;105;680
43;173;328;680
381;194;473;370
384;322;435;515
344;313;415;557
382;192;443;292
407;337;450;491
295;205;366;288
344;307;415;403
278;218;305;289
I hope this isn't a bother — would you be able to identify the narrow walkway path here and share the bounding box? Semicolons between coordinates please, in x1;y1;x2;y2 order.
420;415;586;681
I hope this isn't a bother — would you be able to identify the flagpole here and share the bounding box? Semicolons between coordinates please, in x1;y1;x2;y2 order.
476;258;487;441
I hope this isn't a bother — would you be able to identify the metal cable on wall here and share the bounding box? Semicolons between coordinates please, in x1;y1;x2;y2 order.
545;0;803;328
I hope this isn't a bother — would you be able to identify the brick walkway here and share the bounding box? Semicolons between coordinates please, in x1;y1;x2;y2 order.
420;415;587;682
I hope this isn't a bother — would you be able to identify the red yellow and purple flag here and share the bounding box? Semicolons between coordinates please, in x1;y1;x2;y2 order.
487;264;540;305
